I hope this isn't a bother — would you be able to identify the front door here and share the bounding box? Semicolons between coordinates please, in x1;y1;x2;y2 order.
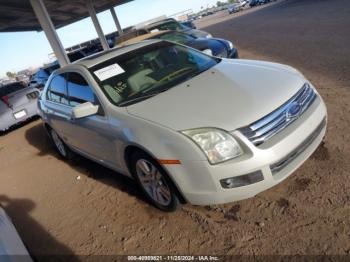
64;72;117;168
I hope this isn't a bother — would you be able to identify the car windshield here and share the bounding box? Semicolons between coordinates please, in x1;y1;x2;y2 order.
90;41;219;106
0;83;26;97
154;32;196;45
149;21;187;32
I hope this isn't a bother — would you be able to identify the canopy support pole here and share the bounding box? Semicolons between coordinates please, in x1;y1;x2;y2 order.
30;0;69;67
87;0;110;51
110;7;123;36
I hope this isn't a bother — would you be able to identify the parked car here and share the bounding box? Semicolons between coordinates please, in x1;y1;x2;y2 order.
67;44;104;62
144;18;212;39
38;40;327;212
180;20;196;29
228;4;242;14
250;0;260;7
0;207;32;260
29;62;59;90
239;0;250;7
120;31;238;58
201;11;214;17
29;45;102;91
250;0;270;6
258;0;271;4
0;82;39;132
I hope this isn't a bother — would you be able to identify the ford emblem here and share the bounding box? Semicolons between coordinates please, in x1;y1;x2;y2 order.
286;102;302;121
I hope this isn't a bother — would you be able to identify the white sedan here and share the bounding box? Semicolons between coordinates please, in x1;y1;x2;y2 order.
38;40;327;211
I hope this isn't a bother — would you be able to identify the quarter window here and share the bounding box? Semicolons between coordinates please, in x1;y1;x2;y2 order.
47;74;68;105
67;73;95;107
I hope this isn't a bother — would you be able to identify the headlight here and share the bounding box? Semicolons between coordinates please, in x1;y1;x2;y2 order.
181;128;243;164
206;34;213;38
227;40;234;50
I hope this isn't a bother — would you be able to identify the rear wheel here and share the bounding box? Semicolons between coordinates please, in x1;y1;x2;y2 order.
130;152;180;212
50;128;74;160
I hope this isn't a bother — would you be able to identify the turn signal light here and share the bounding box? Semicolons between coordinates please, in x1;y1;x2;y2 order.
158;159;181;165
1;96;11;108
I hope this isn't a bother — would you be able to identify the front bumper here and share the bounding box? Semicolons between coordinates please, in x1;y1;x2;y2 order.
164;95;327;205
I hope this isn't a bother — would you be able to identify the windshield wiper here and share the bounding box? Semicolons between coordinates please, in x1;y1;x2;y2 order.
118;89;169;107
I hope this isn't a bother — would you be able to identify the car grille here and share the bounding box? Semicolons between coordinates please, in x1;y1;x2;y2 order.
270;118;326;175
239;83;317;146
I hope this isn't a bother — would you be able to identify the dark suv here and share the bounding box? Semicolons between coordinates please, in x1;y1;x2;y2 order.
144;18;212;39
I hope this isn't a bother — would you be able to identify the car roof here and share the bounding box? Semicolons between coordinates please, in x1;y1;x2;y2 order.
119;30;171;46
70;39;162;69
145;18;177;29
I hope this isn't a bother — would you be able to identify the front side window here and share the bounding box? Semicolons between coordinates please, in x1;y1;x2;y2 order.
47;74;68;105
66;73;95;107
90;42;219;106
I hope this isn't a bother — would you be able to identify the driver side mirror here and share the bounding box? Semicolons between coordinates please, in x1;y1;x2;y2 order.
72;102;99;119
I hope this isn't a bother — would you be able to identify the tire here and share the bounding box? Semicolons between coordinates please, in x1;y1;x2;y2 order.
130;151;180;212
49;128;74;160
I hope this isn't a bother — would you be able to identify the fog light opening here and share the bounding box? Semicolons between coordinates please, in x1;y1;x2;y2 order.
220;171;264;189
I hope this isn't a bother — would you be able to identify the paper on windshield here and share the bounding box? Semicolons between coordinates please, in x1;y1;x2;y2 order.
94;64;125;81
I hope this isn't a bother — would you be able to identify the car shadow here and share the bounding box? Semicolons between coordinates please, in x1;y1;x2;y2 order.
0;195;79;261
24;122;147;205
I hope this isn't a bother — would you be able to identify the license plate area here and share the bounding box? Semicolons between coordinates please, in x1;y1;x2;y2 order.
14;110;27;119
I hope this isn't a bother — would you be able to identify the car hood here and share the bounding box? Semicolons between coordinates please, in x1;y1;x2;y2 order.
126;59;306;131
187;38;227;56
184;28;211;38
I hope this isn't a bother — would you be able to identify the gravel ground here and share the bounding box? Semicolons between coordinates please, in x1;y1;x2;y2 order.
0;0;349;258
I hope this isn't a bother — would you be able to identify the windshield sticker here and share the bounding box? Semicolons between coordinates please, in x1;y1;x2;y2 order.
94;64;125;81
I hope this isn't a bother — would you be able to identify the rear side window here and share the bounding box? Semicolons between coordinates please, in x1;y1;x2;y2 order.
47;74;69;105
66;73;95;107
0;83;26;97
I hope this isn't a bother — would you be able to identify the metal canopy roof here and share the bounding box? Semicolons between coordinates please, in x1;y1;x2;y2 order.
0;0;133;32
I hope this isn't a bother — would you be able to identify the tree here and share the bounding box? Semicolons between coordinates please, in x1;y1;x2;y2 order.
6;72;16;79
216;1;226;7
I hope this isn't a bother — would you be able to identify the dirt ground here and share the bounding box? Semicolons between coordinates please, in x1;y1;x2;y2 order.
0;0;349;258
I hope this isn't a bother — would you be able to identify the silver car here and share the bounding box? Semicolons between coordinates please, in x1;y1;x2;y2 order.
38;40;327;211
0;207;32;261
0;82;40;132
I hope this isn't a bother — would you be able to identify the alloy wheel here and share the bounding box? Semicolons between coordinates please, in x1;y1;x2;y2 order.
135;159;172;206
51;130;67;157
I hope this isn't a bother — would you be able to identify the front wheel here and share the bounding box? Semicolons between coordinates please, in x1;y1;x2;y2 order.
130;152;180;212
50;128;74;160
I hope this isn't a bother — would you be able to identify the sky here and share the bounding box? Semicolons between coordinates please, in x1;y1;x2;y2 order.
0;0;222;77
